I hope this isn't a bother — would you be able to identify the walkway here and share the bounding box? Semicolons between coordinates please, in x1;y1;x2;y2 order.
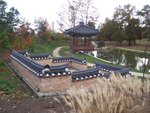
52;46;63;57
117;47;150;53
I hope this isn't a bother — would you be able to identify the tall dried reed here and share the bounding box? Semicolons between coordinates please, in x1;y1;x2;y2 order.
62;75;150;113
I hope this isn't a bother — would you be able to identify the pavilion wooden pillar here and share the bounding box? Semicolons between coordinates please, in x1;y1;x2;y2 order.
76;37;78;46
88;37;91;46
84;37;87;46
73;37;75;45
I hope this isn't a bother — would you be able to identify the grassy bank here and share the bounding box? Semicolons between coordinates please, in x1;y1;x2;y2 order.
0;61;31;98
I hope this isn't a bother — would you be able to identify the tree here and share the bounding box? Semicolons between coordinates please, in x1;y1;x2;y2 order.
34;18;52;43
58;0;82;28
112;29;126;46
12;21;33;50
79;0;99;25
125;18;139;45
57;0;99;31
113;4;139;46
137;5;150;39
0;0;20;48
113;4;136;28
97;19;120;42
6;7;20;31
0;0;8;34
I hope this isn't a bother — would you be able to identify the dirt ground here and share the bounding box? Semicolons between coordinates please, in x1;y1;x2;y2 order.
0;93;70;113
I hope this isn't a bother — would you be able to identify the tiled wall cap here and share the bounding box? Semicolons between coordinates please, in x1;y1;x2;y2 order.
46;74;49;77
52;73;55;76
76;78;79;80
65;68;69;72
80;77;84;80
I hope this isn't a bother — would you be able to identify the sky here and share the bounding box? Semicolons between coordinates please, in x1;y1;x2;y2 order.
6;0;150;31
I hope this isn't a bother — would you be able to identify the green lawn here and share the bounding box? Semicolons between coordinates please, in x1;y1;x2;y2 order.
59;46;71;56
27;40;71;54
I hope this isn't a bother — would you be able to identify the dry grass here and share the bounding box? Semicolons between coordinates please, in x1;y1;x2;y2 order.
61;75;150;113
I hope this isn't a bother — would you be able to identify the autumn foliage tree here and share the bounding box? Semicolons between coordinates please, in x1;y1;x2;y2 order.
34;18;52;44
12;22;33;50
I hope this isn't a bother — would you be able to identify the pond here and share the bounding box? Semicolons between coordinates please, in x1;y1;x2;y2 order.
91;49;150;73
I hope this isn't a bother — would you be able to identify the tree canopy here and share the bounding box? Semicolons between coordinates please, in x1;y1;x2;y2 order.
58;0;99;31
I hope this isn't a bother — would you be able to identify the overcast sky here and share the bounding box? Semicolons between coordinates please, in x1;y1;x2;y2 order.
6;0;150;30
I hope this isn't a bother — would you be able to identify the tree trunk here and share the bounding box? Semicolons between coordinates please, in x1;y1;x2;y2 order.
119;41;122;46
128;40;131;46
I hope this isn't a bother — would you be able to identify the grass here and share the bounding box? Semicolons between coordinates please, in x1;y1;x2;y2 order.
59;46;110;63
0;61;31;98
59;46;72;56
61;75;150;113
74;53;110;64
27;40;71;54
136;38;150;45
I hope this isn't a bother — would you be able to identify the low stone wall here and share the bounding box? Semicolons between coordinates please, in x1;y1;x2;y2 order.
11;58;71;95
35;59;87;70
11;58;100;96
11;59;40;91
70;62;87;70
40;76;71;93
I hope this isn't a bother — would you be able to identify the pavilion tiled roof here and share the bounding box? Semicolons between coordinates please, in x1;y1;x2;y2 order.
64;22;100;37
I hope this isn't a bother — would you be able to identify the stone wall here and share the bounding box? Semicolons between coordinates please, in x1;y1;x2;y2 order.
71;78;99;89
40;76;71;93
11;59;40;91
11;58;100;96
35;59;87;70
70;62;87;70
11;58;71;94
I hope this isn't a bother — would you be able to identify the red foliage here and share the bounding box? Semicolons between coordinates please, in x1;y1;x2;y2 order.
12;37;33;50
12;22;33;50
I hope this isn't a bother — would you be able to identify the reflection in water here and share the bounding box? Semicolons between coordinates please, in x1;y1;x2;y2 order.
136;57;148;71
91;49;150;73
92;51;97;58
